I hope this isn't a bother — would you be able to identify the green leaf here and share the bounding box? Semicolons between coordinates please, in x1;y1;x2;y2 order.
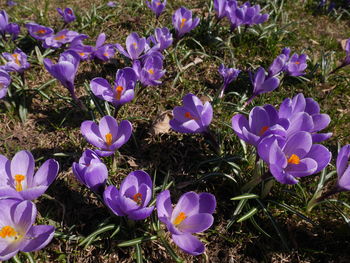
79;224;116;247
135;243;143;263
237;207;258;223
231;193;259;201
117;235;157;247
159;235;184;263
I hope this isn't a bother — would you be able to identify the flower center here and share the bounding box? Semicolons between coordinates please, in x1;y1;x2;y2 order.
79;52;85;57
156;1;161;5
0;226;17;238
295;61;300;65
148;69;154;74
105;133;113;146
67;9;73;15
103;52;109;57
11;53;20;65
184;112;196;120
173;212;187;225
132;42;137;49
133;192;143;205
258;126;269;136
14;174;25;192
0;83;4;90
288;154;300;165
115;85;123;100
54;34;66;40
36;29;46;35
180;18;187;29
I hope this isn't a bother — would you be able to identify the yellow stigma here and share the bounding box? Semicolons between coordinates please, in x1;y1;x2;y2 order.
258;126;269;136
148;69;154;74
105;133;113;146
133;193;143;205
173;212;187;225
0;226;17;239
180;18;187;29
288;154;300;165
14;174;25;192
295;61;300;65
103;52;109;57
54;34;66;40
79;52;85;57
12;53;20;65
132;42;137;49
156;1;161;5
36;29;46;35
115;85;123;100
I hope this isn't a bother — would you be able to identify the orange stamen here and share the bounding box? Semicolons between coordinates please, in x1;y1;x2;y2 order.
132;42;137;49
180;18;187;29
295;61;300;65
0;226;17;238
184;112;196;120
14;174;25;192
79;52;85;57
258;126;269;136
12;54;20;65
148;69;154;74
36;29;46;35
103;52;109;57
67;9;73;15
173;212;187;225
54;34;66;40
133;193;143;205
288;154;300;165
156;2;161;5
105;133;113;146
115;85;123;100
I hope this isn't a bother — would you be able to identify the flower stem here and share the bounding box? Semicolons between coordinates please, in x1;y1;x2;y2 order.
306;187;340;212
203;130;221;155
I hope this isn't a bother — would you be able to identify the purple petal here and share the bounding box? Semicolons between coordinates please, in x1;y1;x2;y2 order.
172;233;205;256
127;206;154;220
283;131;312;159
20;225;55;252
84;163;108;192
171;192;199;222
80;120;105;148
10;150;35;187
103;186;126;216
305;144;331;174
270;164;299;184
156;190;173;222
198;193;216;214
286;158;317;178
179;213;214;233
33;159;59;188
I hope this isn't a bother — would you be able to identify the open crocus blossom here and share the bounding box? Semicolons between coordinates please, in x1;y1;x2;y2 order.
0;199;55;261
0;69;11;99
0;10;9;36
72;149;108;194
156;190;216;255
146;0;166;18
132;52;165;86
43;29;81;49
231;104;288;147
146;27;173;52
0;150;59;200
44;50;81;104
172;7;200;38
279;93;332;142
57;7;76;24
90;67;137;108
335;145;350;191
258;131;331;185
247;67;280;105
284;53;308;77
81;115;132;157
218;64;240;98
2;48;30;74
25;22;54;41
103;170;155;220
170;93;213;134
116;32;146;60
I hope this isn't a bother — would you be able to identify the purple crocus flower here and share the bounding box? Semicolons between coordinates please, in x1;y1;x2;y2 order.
238;3;269;26
247;67;280;104
25;22;54;41
146;0;166;18
279;93;332;142
146;27;173;52
80;115;132;157
68;34;93;60
103;170;155;220
90;67;137;108
0;10;9;36
93;43;116;61
7;0;17;6
156;190;216;255
57;7;76;24
284;53;308;77
72;149;108;193
2;48;30;74
258;131;331;185
268;53;289;77
169;93;213;134
0;150;59;200
232;104;288;147
132;52;165;86
214;0;228;20
44;50;80;103
172;7;200;38
218;64;240;98
5;23;20;39
336;145;350;191
43;29;81;49
116;32;146;60
0;69;11;99
107;1;117;7
0;199;55;261
225;0;241;30
343;38;350;66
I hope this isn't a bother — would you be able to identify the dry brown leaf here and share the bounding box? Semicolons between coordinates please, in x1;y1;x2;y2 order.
151;110;173;135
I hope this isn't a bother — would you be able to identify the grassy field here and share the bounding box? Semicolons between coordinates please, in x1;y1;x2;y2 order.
1;0;350;262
